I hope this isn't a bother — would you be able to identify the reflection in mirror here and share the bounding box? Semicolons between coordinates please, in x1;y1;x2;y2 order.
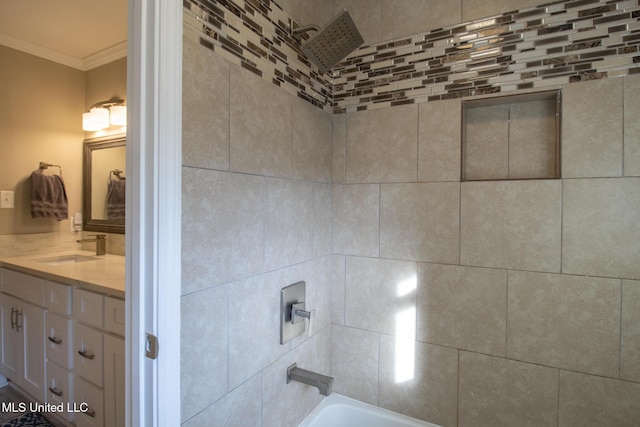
83;135;126;234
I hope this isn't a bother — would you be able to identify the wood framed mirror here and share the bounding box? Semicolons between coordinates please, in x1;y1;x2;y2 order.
83;134;126;234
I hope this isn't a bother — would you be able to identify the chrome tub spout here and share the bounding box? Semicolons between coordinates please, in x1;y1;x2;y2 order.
287;363;334;396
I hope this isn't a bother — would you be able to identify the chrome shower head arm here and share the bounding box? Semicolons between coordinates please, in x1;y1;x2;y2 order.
292;24;320;36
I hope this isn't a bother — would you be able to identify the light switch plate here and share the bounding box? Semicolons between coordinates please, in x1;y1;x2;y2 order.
280;281;306;345
0;191;14;209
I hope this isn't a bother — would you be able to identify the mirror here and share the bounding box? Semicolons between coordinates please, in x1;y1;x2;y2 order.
83;135;126;234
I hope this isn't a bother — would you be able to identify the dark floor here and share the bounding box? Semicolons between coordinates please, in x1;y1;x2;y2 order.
0;383;67;426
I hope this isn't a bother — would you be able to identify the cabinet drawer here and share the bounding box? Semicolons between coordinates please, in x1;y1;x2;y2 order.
45;281;72;316
46;361;74;422
74;289;104;328
104;298;125;337
1;269;45;306
45;312;73;369
75;375;105;427
74;323;103;387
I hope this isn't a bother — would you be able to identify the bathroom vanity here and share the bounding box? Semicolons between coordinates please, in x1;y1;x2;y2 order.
0;251;125;427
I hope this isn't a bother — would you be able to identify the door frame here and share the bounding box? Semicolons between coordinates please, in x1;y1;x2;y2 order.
126;0;182;425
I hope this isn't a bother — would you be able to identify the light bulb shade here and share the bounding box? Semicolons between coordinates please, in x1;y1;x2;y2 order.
82;107;110;131
109;105;127;126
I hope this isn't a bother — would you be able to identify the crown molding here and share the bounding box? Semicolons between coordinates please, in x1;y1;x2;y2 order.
0;33;84;70
0;34;126;71
82;41;127;70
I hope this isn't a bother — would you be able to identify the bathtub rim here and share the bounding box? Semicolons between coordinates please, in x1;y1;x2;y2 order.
298;393;441;427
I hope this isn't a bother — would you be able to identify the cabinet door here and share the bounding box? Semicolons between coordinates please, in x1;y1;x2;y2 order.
20;301;46;402
0;293;20;380
75;376;105;427
104;335;125;427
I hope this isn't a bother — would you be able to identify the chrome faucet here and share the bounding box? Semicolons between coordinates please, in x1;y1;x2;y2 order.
287;363;334;396
77;234;106;256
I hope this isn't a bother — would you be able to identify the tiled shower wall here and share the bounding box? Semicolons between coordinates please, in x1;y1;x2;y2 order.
180;37;334;426
181;0;640;426
331;73;640;427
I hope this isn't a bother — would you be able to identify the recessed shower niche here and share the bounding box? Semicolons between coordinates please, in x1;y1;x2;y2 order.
462;90;561;181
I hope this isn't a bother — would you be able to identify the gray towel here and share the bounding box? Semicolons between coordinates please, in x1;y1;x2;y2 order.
30;170;68;220
107;179;126;219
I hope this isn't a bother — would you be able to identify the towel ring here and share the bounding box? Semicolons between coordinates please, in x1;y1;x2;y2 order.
39;162;62;176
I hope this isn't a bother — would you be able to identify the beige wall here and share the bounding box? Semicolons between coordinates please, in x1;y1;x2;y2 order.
85;57;127;140
0;45;85;235
0;45;126;246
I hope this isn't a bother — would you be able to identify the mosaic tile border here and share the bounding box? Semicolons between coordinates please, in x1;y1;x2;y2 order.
183;0;640;114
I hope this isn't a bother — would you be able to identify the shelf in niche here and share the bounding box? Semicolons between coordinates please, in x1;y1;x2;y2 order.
461;90;561;181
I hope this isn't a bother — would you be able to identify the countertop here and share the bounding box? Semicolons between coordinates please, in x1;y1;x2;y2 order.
0;250;125;299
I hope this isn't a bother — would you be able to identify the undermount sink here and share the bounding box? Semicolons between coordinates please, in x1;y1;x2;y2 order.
36;254;99;265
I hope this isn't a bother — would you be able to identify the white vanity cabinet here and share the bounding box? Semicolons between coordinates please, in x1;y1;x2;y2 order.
73;289;125;427
0;268;47;403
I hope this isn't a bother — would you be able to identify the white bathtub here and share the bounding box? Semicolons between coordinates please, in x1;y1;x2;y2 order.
299;394;441;427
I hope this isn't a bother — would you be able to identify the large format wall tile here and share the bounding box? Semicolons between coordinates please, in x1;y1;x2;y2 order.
181;285;229;422
331;325;379;405
418;99;461;182
264;178;315;271
417;264;507;356
262;339;322;427
230;64;293;177
333;0;382;46
182;37;230;171
332;114;347;184
314;184;332;257
345;256;417;336
228;272;290;389
332;184;380;257
182;374;262;427
381;0;461;43
621;280;640;382
182;168;264;293
380;183;460;264
460;180;562;272
458;352;558;427
462;0;541;22
562;78;623;178
346;104;418;183
379;337;458;426
507;271;620;377
562;178;640;279
559;371;640;427
331;255;346;326
293;98;333;183
624;74;640;176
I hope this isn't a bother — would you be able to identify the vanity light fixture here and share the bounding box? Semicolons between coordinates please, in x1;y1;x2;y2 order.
82;96;127;131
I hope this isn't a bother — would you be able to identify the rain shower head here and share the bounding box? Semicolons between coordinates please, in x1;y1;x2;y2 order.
293;10;364;74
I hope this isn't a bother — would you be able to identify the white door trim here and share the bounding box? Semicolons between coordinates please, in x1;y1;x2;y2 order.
126;0;182;425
